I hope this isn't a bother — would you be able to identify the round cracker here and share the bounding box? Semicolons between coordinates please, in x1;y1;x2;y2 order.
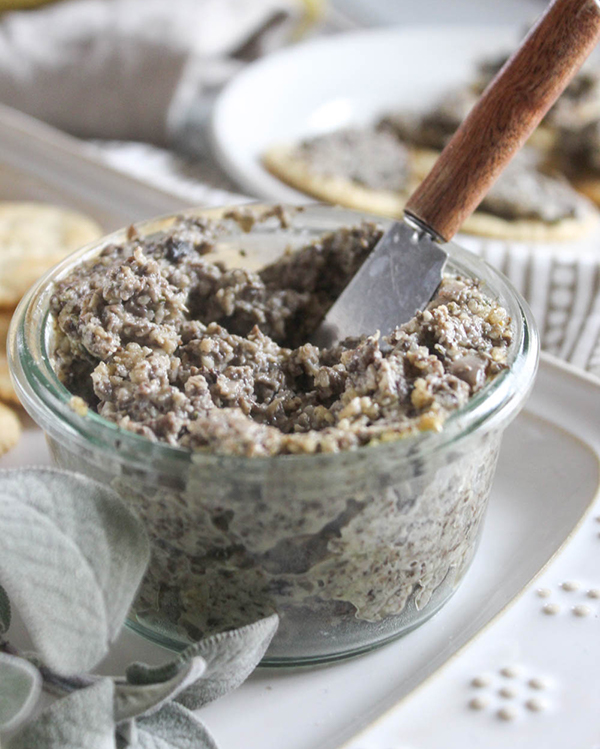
526;124;558;154
412;160;599;238
264;142;598;242
411;130;557;181
263;144;411;217
0;202;102;308
460;206;599;242
0;401;21;457
409;149;598;240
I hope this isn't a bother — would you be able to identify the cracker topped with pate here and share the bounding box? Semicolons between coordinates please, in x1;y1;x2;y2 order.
262;51;600;242
264;126;416;217
377;88;478;177
474;55;600;149
554;119;600;206
264;124;598;242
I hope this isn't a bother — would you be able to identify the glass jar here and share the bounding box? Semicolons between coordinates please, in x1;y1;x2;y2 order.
8;205;539;665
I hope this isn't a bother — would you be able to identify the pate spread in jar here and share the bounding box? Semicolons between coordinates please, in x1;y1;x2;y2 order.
50;212;512;457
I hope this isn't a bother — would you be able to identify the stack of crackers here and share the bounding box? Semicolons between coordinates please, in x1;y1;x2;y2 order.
0;201;102;457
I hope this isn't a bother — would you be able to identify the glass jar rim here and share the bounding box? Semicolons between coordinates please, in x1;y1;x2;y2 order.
9;204;539;475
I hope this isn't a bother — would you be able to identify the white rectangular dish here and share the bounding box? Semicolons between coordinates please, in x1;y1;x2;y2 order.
4;354;599;749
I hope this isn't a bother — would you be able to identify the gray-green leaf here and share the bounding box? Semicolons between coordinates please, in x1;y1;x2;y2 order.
5;678;115;749
127;614;278;709
134;703;218;749
0;468;150;674
0;584;10;634
114;658;206;722
0;653;41;731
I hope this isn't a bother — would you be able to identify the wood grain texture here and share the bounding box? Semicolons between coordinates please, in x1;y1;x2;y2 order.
405;0;600;241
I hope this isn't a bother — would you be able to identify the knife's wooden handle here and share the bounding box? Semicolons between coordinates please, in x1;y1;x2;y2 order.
404;0;600;242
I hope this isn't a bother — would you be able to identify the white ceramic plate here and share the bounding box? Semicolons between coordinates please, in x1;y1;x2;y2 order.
210;25;521;202
5;355;600;749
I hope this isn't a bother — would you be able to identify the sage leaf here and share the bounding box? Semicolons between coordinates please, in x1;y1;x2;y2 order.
127;614;278;709
0;584;10;634
134;703;218;749
5;678;115;749
114;658;206;722
0;467;150;674
0;653;41;732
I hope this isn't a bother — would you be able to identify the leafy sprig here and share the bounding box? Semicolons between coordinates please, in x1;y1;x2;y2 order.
0;468;278;748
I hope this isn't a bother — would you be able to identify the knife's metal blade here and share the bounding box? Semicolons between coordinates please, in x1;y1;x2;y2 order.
312;220;447;347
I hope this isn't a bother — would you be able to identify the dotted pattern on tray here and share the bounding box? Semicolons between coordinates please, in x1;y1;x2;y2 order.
536;580;600;617
467;665;556;721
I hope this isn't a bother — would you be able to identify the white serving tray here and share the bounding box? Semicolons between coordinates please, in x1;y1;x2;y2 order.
343;357;600;749
4;354;599;749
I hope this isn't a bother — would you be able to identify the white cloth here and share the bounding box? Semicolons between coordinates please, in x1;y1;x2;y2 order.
0;0;302;145
91;139;248;202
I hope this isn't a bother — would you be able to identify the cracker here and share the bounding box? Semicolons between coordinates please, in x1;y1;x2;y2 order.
410;124;559;177
410;147;441;180
0;401;21;457
414;152;599;238
264;142;598;241
263;144;412;217
408;131;600;239
409;142;558;181
526;124;558;155
460;207;600;242
0;202;102;308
